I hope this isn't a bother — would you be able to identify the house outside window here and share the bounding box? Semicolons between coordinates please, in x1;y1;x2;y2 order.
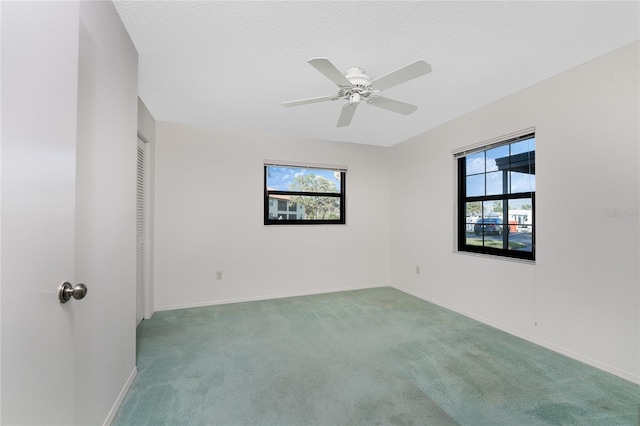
457;132;535;260
269;194;306;221
264;162;346;225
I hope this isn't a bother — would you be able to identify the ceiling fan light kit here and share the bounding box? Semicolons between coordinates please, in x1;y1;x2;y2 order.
282;57;432;127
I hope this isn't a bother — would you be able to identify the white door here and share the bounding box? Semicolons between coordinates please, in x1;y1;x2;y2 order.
1;3;79;424
1;2;138;424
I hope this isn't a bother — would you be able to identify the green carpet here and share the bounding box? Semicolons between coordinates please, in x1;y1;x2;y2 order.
112;287;639;425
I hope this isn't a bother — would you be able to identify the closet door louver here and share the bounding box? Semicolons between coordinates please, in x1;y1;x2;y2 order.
136;139;145;326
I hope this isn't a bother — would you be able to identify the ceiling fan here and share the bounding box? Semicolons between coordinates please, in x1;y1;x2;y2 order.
282;57;432;127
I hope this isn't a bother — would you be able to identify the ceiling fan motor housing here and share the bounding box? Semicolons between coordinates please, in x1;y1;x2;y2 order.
340;67;374;101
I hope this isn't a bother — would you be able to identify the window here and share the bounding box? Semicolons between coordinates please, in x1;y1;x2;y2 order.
264;162;346;225
457;133;535;260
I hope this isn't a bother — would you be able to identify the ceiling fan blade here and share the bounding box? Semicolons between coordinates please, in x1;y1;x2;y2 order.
308;57;352;87
369;96;418;115
371;60;431;91
282;95;337;107
337;102;359;127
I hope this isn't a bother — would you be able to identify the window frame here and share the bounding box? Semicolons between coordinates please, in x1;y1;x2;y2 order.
457;133;536;261
264;163;346;225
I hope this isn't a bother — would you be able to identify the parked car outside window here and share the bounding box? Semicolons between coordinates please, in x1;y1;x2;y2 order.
474;217;503;235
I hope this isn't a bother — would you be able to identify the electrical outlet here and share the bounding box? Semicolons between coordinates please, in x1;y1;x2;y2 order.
416;265;420;275
216;271;223;280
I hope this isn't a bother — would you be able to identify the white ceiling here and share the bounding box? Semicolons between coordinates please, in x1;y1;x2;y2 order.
113;1;639;147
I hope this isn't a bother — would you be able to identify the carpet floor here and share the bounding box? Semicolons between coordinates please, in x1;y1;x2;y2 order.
112;287;639;425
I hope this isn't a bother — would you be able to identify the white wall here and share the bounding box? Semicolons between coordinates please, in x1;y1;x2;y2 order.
389;42;639;383
138;99;156;143
153;123;390;310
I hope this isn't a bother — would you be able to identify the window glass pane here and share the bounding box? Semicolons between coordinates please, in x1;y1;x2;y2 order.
486;145;509;172
510;137;536;155
465;201;483;219
266;166;341;193
268;197;295;220
268;196;339;220
483;200;503;219
465;152;484;175
284;195;341;220
510;171;536;193
466;174;484;197
464;202;482;235
465;233;483;247
486;171;504;196
467;215;504;249
507;198;533;252
507;138;535;194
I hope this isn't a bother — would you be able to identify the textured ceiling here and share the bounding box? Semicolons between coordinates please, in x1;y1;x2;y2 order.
113;1;639;147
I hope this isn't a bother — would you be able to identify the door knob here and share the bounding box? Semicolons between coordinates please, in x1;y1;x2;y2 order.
58;281;88;303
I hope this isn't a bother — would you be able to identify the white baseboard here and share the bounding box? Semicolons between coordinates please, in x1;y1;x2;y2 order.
392;284;640;386
103;366;137;426
154;284;387;312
